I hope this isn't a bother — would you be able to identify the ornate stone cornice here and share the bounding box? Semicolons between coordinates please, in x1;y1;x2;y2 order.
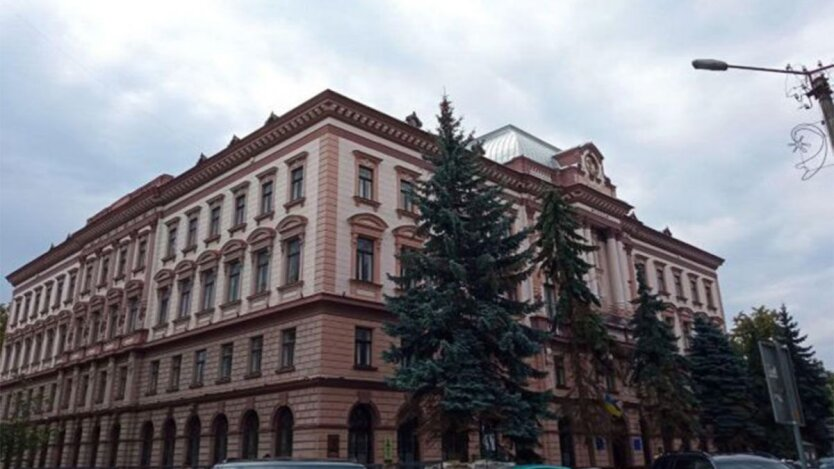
623;217;724;269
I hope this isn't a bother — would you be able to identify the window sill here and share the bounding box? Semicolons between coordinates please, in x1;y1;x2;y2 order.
707;305;717;312
275;366;295;374
353;196;380;210
152;322;168;331
353;364;378;371
189;382;204;389
113;274;125;282
255;211;275;223
220;300;242;311
284;197;305;212
195;307;215;318
349;279;383;291
96;282;108;289
172;315;190;325
203;234;221;246
215;376;231;385
244;371;262;380
161;254;176;264
166;386;179;393
277;281;304;293
396;208;418;220
247;291;270;302
692;301;703;308
676;296;687;302
555;384;570;390
182;245;197;255
228;223;247;235
132;266;146;275
145;390;158;397
80;289;91;296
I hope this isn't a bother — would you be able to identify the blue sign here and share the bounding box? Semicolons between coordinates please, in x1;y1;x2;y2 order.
632;437;643;451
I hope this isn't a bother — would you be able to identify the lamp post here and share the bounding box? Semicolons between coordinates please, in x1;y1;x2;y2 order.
692;59;834;156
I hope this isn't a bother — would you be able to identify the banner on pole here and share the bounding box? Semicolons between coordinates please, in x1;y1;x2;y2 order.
759;341;805;426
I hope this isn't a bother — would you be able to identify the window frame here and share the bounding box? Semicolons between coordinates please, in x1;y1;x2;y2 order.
354;326;373;369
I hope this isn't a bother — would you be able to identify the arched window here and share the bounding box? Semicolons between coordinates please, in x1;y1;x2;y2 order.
185;415;201;468
161;417;176;469
347;405;374;464
273;407;294;457
38;425;50;468
212;414;229;464
53;426;66;468
139;421;154;468
397;417;419;463
241;410;260;459
108;423;121;468
70;425;83;468
88;424;101;468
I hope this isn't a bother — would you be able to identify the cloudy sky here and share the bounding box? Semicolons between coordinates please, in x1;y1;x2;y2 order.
1;1;832;365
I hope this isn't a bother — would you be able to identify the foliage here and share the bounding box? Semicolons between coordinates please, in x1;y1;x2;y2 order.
533;188;612;466
629;273;698;450
690;315;756;452
0;388;51;467
383;96;552;462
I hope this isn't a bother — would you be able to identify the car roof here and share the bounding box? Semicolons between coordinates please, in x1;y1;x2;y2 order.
713;455;782;462
215;461;365;468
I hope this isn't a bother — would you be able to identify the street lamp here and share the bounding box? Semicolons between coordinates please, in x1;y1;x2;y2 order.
692;58;834;178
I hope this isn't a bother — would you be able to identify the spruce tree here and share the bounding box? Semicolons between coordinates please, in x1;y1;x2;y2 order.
383;96;552;462
776;305;833;456
534;189;611;466
690;315;755;451
629;273;698;453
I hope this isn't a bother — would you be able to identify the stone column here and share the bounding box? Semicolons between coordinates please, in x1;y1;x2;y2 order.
583;227;600;298
616;237;632;305
605;234;625;308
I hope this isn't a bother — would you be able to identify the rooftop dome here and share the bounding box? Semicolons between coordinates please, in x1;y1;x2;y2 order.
476;124;561;168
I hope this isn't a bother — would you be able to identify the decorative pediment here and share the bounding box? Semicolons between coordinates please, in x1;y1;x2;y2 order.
247;227;277;245
221;239;246;257
125;279;144;297
196;250;220;267
175;260;196;277
89;295;105;309
73;302;89;315
347;213;388;233
106;288;123;303
392;225;420;240
154;268;174;284
277;215;308;235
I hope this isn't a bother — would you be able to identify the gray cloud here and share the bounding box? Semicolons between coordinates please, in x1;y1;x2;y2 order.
1;0;832;366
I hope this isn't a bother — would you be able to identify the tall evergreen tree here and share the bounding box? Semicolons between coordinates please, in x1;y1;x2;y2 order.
534;189;611;466
731;307;791;456
776;305;833;456
383;97;552;462
690;315;755;451
629;273;698;453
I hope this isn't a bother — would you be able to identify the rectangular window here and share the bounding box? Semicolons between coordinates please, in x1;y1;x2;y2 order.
193;350;206;386
126;298;139;333
358;166;374;199
148;361;159;394
209;204;222;237
673;272;684;299
48;383;57;411
544;283;557;319
90;312;101;344
108;305;119;340
100;256;110;285
43;286;52;313
57;325;67;355
285;238;301;284
157;287;170;325
23;295;31;321
554;356;567;388
178;278;192;318
33;334;43;363
187;216;199;248
690;277;700;304
33;291;41;316
254;249;270;294
248;336;263;374
605;371;617;392
55;279;64;307
44;330;54;361
78;374;89;407
117;247;128;277
290;167;304;201
166;226;178;258
400;179;414;211
234;194;246;226
655;266;667;294
705;282;715;309
83;263;93;291
355;237;374;282
219;343;233;380
61;378;72;409
136;239;147;269
169;355;182;391
354;327;372;368
280;328;296;369
260;180;274;215
226;260;242;302
115;366;128;400
201;269;216;310
95;370;107;403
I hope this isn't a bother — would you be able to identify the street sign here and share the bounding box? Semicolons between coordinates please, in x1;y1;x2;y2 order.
759;341;804;425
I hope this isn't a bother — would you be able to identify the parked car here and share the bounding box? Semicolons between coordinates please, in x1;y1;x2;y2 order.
819;457;834;469
212;459;367;469
652;452;792;469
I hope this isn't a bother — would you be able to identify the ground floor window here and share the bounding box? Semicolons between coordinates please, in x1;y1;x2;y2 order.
274;407;294;457
348;405;374;464
186;415;201;468
139;422;153;468
241;410;260;459
212;415;229;464
161;418;176;469
397;417;419;463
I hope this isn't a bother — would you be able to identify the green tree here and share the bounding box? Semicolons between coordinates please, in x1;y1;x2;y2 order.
629;274;698;452
690;315;756;451
383;96;552;462
0;386;51;467
731;307;791;456
776;305;833;456
533;188;612;466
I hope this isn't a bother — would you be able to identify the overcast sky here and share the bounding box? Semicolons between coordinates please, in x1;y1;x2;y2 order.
1;1;832;366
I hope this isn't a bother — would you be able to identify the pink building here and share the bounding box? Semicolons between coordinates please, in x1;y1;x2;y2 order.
0;90;724;469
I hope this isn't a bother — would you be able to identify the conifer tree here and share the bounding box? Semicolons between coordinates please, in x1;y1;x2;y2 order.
534;189;611;466
775;305;833;456
384;97;552;462
690;315;755;451
629;273;698;453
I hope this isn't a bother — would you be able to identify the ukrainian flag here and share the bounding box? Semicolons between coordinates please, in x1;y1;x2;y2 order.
604;393;624;418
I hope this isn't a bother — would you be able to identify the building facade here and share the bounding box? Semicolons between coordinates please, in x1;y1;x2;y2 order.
0;90;725;469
